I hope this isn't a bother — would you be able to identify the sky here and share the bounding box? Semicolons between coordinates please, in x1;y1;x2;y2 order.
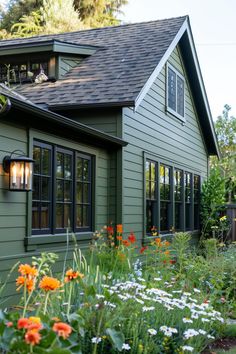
120;0;236;119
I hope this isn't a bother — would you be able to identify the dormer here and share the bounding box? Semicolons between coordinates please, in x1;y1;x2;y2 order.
0;39;98;83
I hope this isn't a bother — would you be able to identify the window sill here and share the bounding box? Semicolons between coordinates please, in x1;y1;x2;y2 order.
166;107;186;124
25;232;93;251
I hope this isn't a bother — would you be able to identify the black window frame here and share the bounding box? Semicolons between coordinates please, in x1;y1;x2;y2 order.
32;140;93;235
166;63;185;122
193;174;201;230
145;160;157;233
145;156;201;236
160;164;172;232
174;168;183;231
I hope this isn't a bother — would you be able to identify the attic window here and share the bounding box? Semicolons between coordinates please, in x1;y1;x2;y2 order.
166;63;185;121
0;61;48;83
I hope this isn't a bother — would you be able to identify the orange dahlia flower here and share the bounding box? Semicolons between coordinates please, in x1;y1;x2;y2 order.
25;330;41;346
122;239;131;247
18;264;38;277
64;269;84;283
16;276;35;292
17;318;30;330
155;238;161;245
116;235;123;241
116;224;123;233
53;322;72;339
39;276;61;291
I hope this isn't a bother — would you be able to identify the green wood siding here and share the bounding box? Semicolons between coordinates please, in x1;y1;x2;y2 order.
58;56;82;79
66;109;123;226
0;122;113;302
122;46;208;240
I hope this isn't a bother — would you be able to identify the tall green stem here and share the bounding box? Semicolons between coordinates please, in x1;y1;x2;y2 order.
67;282;73;317
92;310;104;354
43;292;50;315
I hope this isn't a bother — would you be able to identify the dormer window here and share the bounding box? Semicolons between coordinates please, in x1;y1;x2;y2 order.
0;60;49;83
166;63;185;121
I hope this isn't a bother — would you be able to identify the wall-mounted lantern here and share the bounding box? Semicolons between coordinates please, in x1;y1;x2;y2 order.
3;151;34;191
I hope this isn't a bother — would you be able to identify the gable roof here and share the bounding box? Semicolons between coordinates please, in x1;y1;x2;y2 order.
0;16;186;108
0;16;219;156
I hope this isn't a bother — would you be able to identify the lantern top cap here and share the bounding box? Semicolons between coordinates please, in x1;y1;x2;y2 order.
6;155;34;163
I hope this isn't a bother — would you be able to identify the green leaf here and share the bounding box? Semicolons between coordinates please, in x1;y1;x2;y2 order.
106;328;125;351
47;348;72;354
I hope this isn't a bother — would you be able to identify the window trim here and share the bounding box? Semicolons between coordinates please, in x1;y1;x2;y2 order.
144;153;201;239
166;62;186;123
31;139;94;236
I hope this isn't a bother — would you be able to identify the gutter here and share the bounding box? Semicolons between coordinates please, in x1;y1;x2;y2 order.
49;100;135;111
0;92;128;148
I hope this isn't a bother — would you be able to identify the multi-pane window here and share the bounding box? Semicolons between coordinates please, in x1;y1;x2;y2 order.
55;148;73;231
32;142;52;232
160;165;171;232
185;172;192;230
0;61;48;83
174;169;183;230
32;140;92;235
167;64;185;119
145;159;201;235
76;155;92;230
146;160;157;233
194;175;200;230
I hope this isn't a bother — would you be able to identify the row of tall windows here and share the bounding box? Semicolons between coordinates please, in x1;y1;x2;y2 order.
146;160;200;234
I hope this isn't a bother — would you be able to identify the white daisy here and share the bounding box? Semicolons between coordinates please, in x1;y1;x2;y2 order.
148;328;157;336
183;317;193;323
182;345;194;352
122;343;131;350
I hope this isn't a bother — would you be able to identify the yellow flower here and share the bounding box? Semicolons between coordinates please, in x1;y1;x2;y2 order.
220;215;227;222
29;317;41;325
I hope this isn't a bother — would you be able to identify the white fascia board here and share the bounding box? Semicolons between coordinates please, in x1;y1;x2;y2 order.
134;18;188;110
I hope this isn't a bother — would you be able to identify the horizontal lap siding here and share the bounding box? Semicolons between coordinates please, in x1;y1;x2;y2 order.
0;122;111;302
122;46;208;241
68;110;120;227
0;122;27;258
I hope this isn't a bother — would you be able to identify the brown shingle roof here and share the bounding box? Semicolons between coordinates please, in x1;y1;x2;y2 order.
0;16;187;108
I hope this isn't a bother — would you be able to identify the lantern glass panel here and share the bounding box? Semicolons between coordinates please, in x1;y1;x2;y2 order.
25;161;33;191
10;161;21;190
9;159;33;191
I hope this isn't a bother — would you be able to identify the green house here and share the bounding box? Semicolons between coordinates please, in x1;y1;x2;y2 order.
0;16;218;301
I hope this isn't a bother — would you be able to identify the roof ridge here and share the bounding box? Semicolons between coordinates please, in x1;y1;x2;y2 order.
0;15;188;44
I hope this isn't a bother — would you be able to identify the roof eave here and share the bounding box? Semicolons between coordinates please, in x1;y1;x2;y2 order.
134;16;220;158
49;100;135;111
0;94;128;148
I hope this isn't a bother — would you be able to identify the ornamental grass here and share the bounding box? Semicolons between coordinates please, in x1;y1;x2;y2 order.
0;227;235;353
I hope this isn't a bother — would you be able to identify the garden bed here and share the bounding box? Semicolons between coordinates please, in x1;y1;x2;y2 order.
0;229;235;353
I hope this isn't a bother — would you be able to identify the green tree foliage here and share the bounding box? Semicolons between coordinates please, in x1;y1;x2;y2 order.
211;104;236;202
200;168;226;239
6;0;82;37
73;0;128;28
0;0;128;37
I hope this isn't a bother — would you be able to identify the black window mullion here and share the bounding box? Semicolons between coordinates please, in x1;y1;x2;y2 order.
170;167;174;231
32;141;52;235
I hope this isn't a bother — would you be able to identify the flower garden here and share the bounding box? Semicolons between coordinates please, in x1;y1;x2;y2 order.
0;226;236;354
